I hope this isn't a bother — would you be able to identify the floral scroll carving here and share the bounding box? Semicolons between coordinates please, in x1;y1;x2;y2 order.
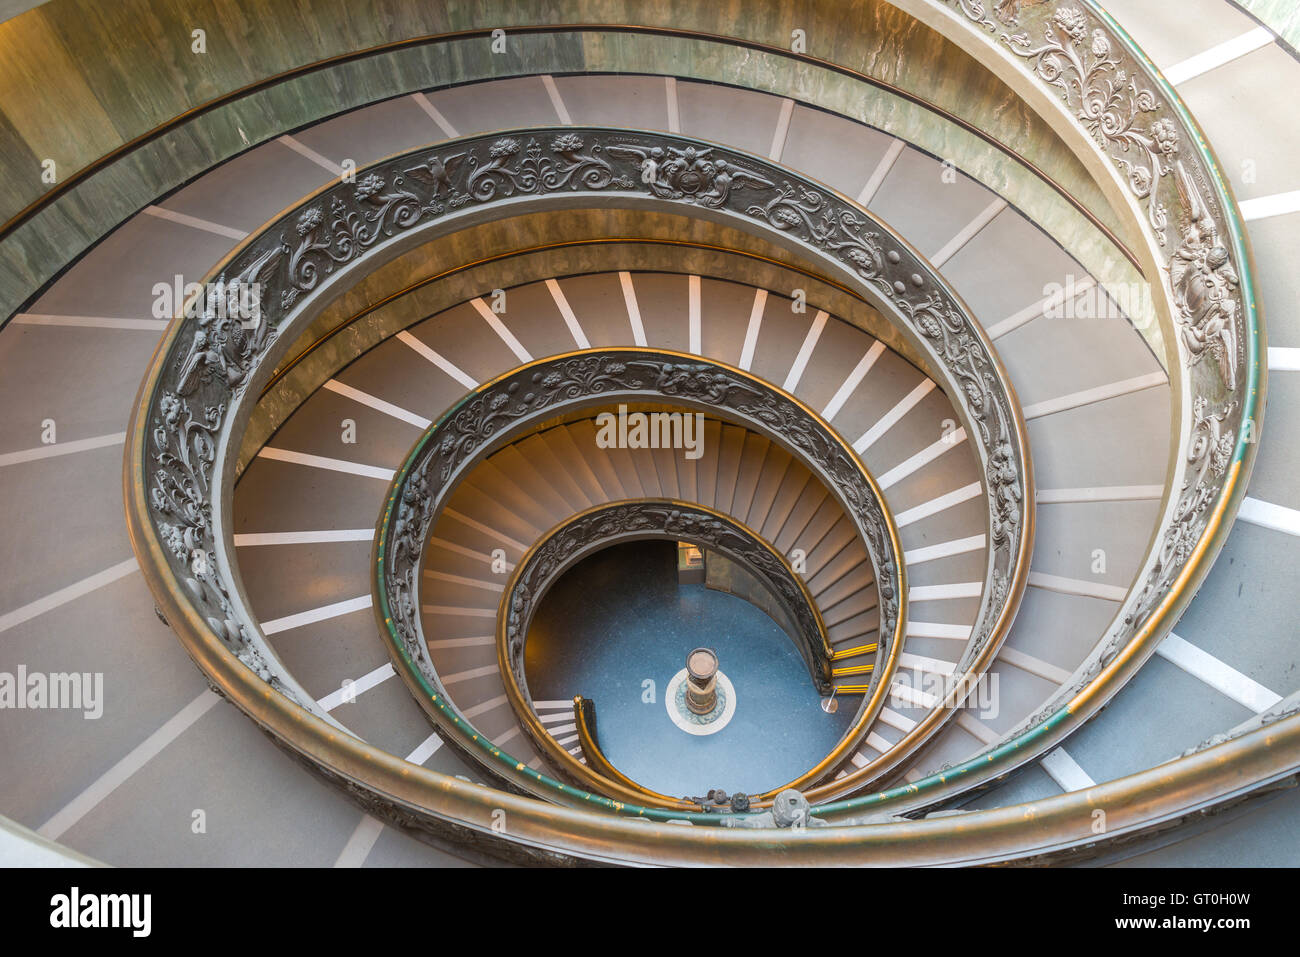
378;353;900;709
944;2;1256;737
140;126;1028;728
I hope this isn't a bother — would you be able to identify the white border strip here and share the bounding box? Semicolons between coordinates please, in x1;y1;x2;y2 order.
738;288;767;371
541;74;572;125
906;621;972;640
257;446;395;481
619;271;647;347
853;379;935;453
318;662;396;711
1036;485;1163;504
1028;571;1128;602
38;690;221;840
930;199;1005;267
1267;346;1300;370
333;815;387;868
898;652;956;674
903;534;985;566
0;432;126;468
909;581;981;602
1163;26;1275;86
821;340;885;420
688;274;702;354
768;98;794;160
410;92;459;138
1040;747;1095;792
1157;633;1282;713
1240;191;1300;222
322;379;431;428
857;139;904;206
277;134;344;176
396;330;477;389
11;313;170;331
545;278;590;349
987;276;1097;340
1237;496;1300;537
877;430;967;491
424;569;504;592
441;664;500;686
471;297;531;362
665;77;680;132
262;594;373;636
784;309;828;392
0;558;138;635
234;529;374;547
893;481;981;528
1022;372;1166;420
143;205;247;241
997;646;1072;685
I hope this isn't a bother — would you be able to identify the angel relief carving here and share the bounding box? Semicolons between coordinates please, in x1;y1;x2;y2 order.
1169;161;1242;390
605;143;773;208
141;128;1026;708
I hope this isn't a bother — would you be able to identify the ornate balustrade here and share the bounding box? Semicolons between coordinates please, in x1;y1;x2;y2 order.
490;499;837;804
111;0;1295;853
816;0;1272;820
127;126;1031;819
375;359;903;809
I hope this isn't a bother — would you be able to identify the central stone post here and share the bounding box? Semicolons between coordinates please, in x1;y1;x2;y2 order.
685;648;719;715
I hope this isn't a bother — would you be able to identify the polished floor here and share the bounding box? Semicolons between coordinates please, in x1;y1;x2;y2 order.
525;541;854;797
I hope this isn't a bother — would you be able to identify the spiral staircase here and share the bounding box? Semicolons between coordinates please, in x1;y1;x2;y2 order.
0;0;1297;867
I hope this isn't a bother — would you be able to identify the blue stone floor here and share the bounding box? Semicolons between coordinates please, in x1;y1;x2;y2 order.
526;541;853;797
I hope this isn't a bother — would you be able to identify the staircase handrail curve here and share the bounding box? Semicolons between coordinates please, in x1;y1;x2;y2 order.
124;126;1031;832
492;497;838;806
816;0;1270;820
376;358;904;811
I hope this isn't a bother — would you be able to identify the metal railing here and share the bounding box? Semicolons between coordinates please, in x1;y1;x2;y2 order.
373;359;904;809
492;499;838;805
106;0;1283;854
104;11;1289;852
126;126;1032;829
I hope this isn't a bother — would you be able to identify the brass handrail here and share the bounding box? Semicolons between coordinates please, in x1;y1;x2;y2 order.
115;0;1279;854
121;122;1050;856
374;353;907;809
492;498;849;807
572;697;650;798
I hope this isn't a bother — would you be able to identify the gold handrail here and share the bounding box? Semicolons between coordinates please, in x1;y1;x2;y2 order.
492;496;859;809
571;697;664;800
114;0;1260;847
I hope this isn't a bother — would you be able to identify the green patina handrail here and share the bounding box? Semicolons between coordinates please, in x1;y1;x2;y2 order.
118;0;1278;858
373;391;728;823
372;351;907;816
813;0;1268;820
